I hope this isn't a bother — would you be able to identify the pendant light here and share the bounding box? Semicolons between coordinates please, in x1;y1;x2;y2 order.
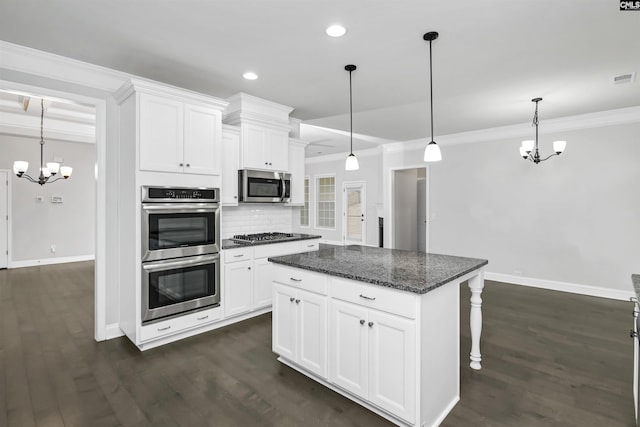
13;98;73;185
344;64;359;171
423;31;442;162
519;97;566;164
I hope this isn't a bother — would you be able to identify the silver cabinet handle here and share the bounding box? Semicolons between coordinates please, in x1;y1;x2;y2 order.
359;294;376;301
368;322;374;327
179;163;184;167
197;315;209;321
360;319;365;325
186;163;190;167
307;244;315;248
233;196;238;199
248;267;251;270
290;297;295;302
265;162;268;165
234;254;244;258
290;278;302;282
158;326;171;331
269;162;272;166
295;299;300;304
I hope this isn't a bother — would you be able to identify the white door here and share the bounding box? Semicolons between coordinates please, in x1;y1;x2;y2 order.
417;178;427;252
267;129;289;171
329;299;369;399
343;182;366;245
221;128;240;205
139;93;184;173
223;260;253;317
272;283;297;360
253;257;273;309
0;170;8;269
297;289;328;378
368;309;416;423
183;104;221;175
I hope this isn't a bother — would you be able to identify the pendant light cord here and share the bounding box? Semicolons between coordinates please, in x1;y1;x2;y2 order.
349;68;353;155
429;39;434;142
40;99;45;178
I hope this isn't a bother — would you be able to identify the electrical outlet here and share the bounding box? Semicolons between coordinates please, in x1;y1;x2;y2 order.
50;244;56;253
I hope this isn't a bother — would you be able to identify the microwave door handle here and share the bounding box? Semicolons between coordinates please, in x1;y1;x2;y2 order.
280;177;286;202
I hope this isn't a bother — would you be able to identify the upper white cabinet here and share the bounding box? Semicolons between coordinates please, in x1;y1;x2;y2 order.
115;79;227;176
286;138;309;206
241;123;289;171
221;125;240;205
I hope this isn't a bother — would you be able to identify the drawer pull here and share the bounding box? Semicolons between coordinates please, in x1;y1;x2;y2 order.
307;244;315;248
295;299;300;304
233;254;244;258
157;326;171;331
359;294;376;301
368;322;374;327
197;315;209;321
360;319;365;325
290;297;295;302
290;278;302;282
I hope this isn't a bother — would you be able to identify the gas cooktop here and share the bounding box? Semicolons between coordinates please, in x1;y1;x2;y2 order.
232;232;296;244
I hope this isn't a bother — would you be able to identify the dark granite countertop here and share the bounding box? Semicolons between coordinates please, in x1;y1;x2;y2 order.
222;233;321;250
633;274;640;300
268;244;488;294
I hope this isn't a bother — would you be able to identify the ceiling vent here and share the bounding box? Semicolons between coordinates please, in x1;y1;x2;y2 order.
613;72;636;85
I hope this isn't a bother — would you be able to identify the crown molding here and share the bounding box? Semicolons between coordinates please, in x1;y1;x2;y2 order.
113;78;228;109
385;105;640;153
305;146;381;164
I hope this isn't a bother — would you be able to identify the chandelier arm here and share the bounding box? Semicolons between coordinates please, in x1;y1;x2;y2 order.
538;153;559;162
46;176;67;184
19;174;39;184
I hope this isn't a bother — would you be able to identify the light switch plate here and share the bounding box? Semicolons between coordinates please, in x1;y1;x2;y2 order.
51;195;63;204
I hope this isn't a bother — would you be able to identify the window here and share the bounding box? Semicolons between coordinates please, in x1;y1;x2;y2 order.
300;177;310;227
316;175;335;229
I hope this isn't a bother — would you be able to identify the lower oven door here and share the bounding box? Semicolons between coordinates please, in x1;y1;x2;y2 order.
142;254;220;323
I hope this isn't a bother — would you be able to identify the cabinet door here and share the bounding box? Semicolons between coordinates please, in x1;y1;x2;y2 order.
286;143;305;206
268;129;289;171
223;260;253;318
139;93;184;173
183;104;221;175
297;289;328;378
272;283;297;360
329;299;369;399
221;129;240;205
368;310;416;423
241;123;269;170
253;257;273;309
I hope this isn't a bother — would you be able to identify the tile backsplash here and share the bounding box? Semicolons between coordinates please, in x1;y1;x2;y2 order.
221;205;294;238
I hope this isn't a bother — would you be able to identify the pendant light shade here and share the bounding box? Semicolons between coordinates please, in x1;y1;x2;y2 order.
423;31;442;163
344;64;359;171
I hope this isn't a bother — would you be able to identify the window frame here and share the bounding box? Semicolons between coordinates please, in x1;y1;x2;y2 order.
315;174;336;230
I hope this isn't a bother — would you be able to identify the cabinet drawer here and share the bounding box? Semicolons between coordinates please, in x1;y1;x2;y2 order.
224;247;253;263
273;265;328;295
331;278;417;319
139;306;222;342
254;241;300;258
299;240;320;252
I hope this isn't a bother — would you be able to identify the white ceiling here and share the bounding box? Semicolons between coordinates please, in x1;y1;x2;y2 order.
1;1;638;156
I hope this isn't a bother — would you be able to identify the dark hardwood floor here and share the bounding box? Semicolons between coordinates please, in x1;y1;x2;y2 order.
0;261;635;426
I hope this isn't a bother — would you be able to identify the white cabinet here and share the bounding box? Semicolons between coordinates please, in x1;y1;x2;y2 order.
273;283;328;378
241;123;289;171
286;139;308;206
139;92;222;175
221;125;240;205
223;259;253;318
253;257;274;309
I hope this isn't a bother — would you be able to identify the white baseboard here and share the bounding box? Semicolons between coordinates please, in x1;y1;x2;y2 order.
9;254;95;269
485;272;633;301
104;323;125;340
320;239;344;246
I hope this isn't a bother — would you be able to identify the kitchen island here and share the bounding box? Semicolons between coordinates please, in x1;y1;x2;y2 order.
268;245;487;427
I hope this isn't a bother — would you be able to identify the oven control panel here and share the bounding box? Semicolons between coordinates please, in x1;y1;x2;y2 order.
142;186;219;203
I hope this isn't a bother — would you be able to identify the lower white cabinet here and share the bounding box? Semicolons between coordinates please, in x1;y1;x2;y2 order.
253;257;274;309
273;283;328;378
223;259;253;318
329;299;416;423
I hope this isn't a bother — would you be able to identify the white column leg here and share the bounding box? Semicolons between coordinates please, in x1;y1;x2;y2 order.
468;270;484;370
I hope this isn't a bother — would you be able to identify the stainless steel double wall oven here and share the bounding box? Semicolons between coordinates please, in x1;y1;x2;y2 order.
141;186;221;323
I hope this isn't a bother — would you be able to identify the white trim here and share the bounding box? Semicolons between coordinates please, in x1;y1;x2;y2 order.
305;146;381;164
485;272;634;301
299;175;310;228
10;254;95;269
319;238;343;246
105;323;125;340
387;165;429;253
0;170;8;269
314;173;337;231
383;105;640;153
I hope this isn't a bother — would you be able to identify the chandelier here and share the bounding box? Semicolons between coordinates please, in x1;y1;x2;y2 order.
519;98;566;164
13;99;73;185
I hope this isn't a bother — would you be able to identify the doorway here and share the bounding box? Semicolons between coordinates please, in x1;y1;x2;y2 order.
392;167;427;252
0;170;8;269
343;181;366;245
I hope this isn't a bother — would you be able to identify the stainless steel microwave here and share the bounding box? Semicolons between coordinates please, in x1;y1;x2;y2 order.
239;169;291;203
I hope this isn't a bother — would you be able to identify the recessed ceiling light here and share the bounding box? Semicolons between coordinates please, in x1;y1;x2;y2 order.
326;24;346;37
243;72;258;80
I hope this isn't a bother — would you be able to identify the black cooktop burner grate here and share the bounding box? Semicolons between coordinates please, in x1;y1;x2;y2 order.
232;232;295;243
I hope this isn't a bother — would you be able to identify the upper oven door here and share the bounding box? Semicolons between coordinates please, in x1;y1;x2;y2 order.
141;203;220;261
240;170;291;203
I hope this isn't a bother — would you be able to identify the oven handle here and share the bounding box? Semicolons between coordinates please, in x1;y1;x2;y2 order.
142;253;220;272
142;203;219;212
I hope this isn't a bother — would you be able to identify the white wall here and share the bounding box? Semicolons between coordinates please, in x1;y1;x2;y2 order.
1;134;96;262
384;122;640;294
293;151;382;246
